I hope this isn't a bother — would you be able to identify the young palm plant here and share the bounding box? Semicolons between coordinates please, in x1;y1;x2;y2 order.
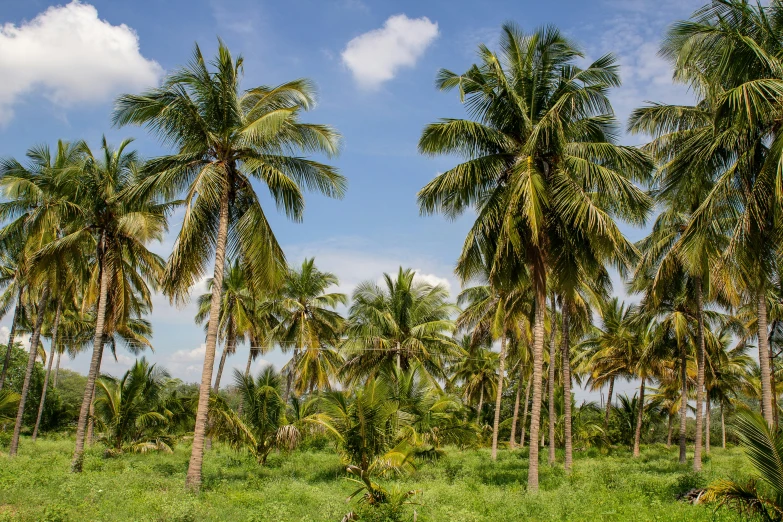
113;41;345;490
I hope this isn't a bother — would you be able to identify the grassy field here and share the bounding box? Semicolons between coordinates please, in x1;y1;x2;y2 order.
0;438;752;521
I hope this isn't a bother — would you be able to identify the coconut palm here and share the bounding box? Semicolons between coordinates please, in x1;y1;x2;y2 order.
342;268;460;383
578;298;637;431
113;41;344;490
417;24;652;490
195;258;256;392
93;358;181;454
19;138;168;470
449;338;499;424
661;0;783;429
208;367;299;465
273;258;346;399
0;140;84;456
705;409;783;520
0;237;28;391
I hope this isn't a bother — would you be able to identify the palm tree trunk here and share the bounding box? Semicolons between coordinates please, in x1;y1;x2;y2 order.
213;343;230;392
284;345;299;405
527;270;546;492
667;413;673;448
693;278;706;471
53;349;62;388
0;286;23;390
520;378;531;447
72;247;111;472
510;367;523;449
238;341;255;417
721;403;726;449
548;294;557;465
758;292;774;427
491;334;507;461
186;187;230;491
705;390;710;454
477;387;484;424
679;341;688;465
770;340;778;427
561;305;572;472
633;377;645;458
32;302;62;441
604;376;615;431
9;285;49;456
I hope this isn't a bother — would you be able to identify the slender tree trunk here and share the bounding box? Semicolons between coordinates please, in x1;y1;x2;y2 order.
679;342;688;465
604;376;615;431
705;390;711;454
520;378;531;447
477;387;484;424
284;345;299;405
548;294;557;465
53;349;62;388
667;413;673;448
561;305;572;472
721;403;726;449
770;340;778;427
185;187;230;491
694;278;706;471
633;377;646;458
758;293;775;427
491;334;507;461
87;359;100;446
9;285;49;456
0;286;23;390
72;248;110;472
510;366;523;449
33;303;62;440
213;343;230;392
527;271;546;492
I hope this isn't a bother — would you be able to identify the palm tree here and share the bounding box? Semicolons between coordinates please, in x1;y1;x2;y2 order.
113;41;345;490
0;235;28;391
208;367;299;465
449;338;499;424
21;138;168;470
417;24;652;490
578;298;637;431
342;267;460;383
93;358;180;454
705;409;783;520
661;0;783;428
0;140;83;456
195;258;256;392
274;258;345;399
31;300;64;440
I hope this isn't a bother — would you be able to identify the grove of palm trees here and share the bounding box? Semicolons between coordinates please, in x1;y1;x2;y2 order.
3;1;783;520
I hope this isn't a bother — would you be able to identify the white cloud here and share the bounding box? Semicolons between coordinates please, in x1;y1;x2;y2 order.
341;14;438;89
411;270;451;293
0;1;162;124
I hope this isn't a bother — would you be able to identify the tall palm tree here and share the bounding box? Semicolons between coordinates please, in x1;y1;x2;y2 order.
417;24;652;490
0;234;29;391
273;258;345;399
342;267;460;383
0;140;83;456
195;258;255;392
23;138;167;470
113;41;344;489
449;337;499;424
578;298;637;431
662;0;783;428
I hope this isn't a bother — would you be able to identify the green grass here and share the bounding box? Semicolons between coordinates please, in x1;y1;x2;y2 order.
0;438;752;521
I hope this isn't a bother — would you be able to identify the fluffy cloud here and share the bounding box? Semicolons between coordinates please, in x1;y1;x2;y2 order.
0;326;29;349
0;1;162;123
341;14;438;89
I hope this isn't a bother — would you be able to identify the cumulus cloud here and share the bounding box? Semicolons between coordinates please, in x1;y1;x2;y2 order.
0;326;29;349
411;270;452;293
0;1;162;123
341;14;438;89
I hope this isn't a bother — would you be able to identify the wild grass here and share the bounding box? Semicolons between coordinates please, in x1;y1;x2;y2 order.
0;438;751;521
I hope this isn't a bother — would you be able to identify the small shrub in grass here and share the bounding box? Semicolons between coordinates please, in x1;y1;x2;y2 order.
38;505;69;522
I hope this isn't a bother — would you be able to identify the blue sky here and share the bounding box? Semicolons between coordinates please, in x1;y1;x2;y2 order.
0;0;700;400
